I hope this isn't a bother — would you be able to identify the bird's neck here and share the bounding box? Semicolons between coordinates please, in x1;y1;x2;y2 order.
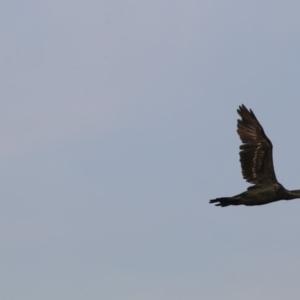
286;189;300;200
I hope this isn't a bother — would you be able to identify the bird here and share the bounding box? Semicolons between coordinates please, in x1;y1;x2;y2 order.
210;104;300;207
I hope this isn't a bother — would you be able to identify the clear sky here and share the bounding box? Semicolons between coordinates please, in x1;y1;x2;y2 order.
2;1;300;299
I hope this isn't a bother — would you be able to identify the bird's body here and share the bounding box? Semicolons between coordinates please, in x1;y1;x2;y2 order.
210;105;300;207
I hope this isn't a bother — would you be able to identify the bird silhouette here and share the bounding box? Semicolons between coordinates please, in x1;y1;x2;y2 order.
210;105;300;207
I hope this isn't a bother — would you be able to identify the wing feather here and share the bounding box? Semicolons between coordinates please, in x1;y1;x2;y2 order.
237;105;278;185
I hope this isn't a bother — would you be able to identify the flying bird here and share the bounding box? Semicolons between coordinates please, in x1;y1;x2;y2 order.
210;105;300;207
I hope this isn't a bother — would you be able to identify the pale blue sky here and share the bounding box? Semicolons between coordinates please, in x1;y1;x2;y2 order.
2;1;300;299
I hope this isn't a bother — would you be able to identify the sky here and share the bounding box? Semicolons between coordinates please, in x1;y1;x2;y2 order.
1;1;300;299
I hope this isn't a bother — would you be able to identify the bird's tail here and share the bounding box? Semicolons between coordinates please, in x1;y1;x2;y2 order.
209;197;241;207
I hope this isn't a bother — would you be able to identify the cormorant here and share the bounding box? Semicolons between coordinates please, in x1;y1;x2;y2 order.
210;104;300;207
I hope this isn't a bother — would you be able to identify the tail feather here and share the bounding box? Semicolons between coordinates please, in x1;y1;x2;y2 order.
209;197;241;207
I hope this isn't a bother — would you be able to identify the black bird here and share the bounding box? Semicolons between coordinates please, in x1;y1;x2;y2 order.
210;104;300;207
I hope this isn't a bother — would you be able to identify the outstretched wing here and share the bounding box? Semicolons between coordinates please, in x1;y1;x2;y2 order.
237;104;278;185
